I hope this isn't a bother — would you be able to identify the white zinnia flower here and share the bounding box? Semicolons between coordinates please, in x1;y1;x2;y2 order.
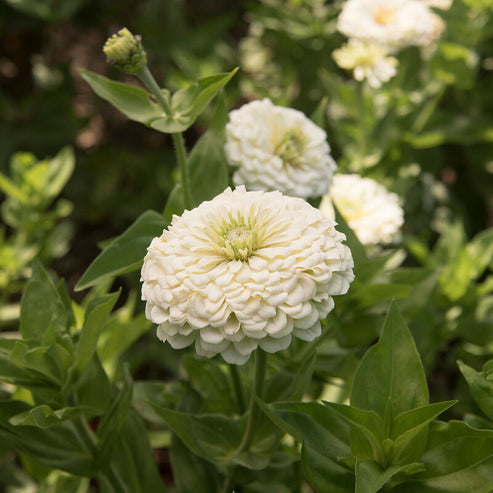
337;0;444;50
141;186;354;365
319;174;404;246
333;40;398;88
225;99;337;199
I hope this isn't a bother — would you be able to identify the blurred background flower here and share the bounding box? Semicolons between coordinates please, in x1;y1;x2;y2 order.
225;98;337;198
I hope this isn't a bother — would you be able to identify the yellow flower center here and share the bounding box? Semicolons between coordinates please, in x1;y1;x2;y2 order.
373;5;396;25
218;217;262;261
274;128;308;168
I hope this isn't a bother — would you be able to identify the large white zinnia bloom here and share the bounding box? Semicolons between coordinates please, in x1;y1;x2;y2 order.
337;0;444;50
333;40;398;88
225;99;337;199
141;186;354;365
320;174;404;246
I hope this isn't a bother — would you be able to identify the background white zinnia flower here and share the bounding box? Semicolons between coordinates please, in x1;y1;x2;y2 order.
141;186;354;365
225;99;337;199
337;0;444;50
333;40;398;88
319;174;404;246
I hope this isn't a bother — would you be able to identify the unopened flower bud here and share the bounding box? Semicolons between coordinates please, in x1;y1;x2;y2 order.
103;28;147;75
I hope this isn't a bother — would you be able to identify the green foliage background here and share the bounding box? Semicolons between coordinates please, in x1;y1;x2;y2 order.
0;0;492;492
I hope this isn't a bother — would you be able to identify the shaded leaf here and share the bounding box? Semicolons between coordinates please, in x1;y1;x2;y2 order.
75;210;166;291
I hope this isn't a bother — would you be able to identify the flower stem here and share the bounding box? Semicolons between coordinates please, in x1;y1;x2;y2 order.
136;66;192;210
172;132;192;210
236;349;269;454
229;364;246;414
137;65;172;115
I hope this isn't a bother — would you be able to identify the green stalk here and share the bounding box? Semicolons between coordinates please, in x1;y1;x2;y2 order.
222;350;269;492
136;66;192;210
236;349;269;454
229;364;246;413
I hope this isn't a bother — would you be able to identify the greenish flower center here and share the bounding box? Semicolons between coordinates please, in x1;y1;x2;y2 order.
218;218;261;261
274;129;308;168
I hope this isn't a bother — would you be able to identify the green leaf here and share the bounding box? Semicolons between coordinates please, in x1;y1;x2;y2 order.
322;402;385;461
393;401;458;439
430;42;478;89
75;210;167;291
79;70;163;124
97;365;133;466
351;302;428;418
458;360;493;422
301;445;354;493
334;205;368;269
43;146;75;202
169;433;220;493
391;401;457;463
150;69;238;133
0;171;28;203
9;405;91;428
163;183;185;223
396;421;493;491
310;96;328;128
440;229;493;301
267;401;351;461
98;410;168;493
187;128;230;208
149;404;243;465
72;291;120;379
73;355;110;415
0;401;97;476
5;0;87;20
355;460;425;493
182;356;237;414
20;259;68;341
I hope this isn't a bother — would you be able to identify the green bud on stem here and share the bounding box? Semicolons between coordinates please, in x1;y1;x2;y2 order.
103;28;147;74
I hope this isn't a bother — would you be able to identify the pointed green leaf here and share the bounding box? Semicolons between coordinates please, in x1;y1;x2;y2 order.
334;205;368;269
20;259;68;341
391;401;457;464
458;360;493;422
152;68;238;133
322;402;385;460
79;69;162;124
419;420;493;478
187;128;230;208
75;210;167;291
182;356;237;414
0;171;27;203
355;460;425;493
98;365;133;466
98;410;167;493
268;401;351;461
73;291;120;378
44;146;75;201
310;96;328;128
9;405;91;428
393;401;458;438
351;302;428;418
169;433;220;493
302;444;355;493
149;403;243;464
0;401;97;476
